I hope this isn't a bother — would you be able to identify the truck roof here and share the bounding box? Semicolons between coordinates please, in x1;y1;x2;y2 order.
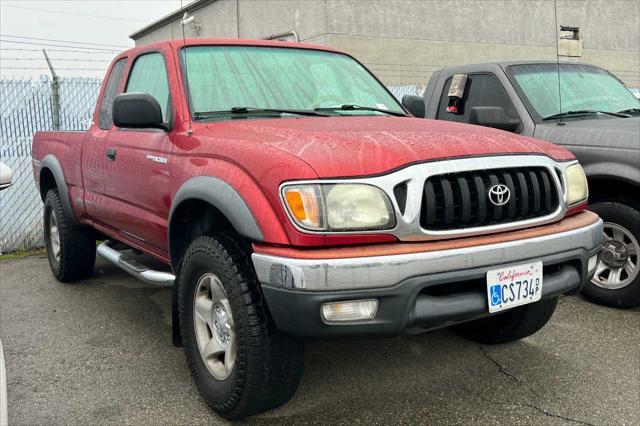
116;38;341;60
434;59;597;75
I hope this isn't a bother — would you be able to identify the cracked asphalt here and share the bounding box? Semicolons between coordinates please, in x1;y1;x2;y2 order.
1;254;639;425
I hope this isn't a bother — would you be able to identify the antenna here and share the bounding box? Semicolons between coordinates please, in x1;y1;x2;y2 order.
180;0;193;136
553;0;563;119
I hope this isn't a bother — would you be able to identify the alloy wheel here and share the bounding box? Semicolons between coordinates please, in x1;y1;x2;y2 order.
592;222;639;290
49;209;61;263
193;273;236;380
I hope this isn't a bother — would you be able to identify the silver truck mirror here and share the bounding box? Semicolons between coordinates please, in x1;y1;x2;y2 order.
401;95;425;118
470;106;521;132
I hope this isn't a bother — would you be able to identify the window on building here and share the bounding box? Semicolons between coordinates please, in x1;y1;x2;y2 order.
558;25;582;57
125;52;171;122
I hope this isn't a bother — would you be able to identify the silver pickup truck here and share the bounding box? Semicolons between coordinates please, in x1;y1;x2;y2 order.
405;61;640;308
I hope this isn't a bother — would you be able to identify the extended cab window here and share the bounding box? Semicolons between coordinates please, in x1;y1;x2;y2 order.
99;58;127;129
181;45;404;118
437;74;519;125
125;52;171;122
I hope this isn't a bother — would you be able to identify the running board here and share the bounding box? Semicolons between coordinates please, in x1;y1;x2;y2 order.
97;241;175;287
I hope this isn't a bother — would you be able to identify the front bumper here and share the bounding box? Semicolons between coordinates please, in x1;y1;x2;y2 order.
252;212;602;338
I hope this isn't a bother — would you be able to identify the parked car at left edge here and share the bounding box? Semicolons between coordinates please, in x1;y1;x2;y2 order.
0;160;11;424
0;339;7;426
0;161;12;191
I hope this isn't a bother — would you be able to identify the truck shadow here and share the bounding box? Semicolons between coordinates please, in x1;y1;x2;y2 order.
255;332;576;423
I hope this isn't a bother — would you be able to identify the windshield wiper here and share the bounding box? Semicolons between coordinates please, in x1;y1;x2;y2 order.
314;104;409;117
617;108;640;116
542;110;629;121
194;106;329;119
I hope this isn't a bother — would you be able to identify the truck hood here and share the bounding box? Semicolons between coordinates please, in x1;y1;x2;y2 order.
206;116;573;178
535;117;640;151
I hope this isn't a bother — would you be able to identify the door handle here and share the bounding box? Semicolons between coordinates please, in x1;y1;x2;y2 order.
106;148;117;161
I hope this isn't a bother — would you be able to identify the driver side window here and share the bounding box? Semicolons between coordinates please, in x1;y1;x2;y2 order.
125;52;171;122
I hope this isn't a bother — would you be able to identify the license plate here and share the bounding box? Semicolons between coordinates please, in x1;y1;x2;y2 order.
486;261;543;313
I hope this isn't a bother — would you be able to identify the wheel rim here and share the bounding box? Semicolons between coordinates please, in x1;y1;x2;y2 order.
193;273;236;380
49;209;61;263
592;222;639;290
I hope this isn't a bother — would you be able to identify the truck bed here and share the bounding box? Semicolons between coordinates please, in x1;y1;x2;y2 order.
32;130;88;218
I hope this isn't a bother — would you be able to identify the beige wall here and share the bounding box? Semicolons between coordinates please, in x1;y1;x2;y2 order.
133;0;640;87
322;0;639;87
134;0;327;45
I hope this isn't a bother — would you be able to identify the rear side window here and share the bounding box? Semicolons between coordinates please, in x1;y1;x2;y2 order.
437;73;519;124
99;58;127;129
125;52;171;122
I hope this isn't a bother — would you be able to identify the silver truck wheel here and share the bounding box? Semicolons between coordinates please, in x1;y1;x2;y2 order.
193;273;236;380
592;222;639;290
178;234;304;419
48;208;61;263
583;202;640;308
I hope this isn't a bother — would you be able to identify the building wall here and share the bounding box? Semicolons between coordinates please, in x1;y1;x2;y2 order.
133;0;640;87
134;0;327;45
134;0;239;44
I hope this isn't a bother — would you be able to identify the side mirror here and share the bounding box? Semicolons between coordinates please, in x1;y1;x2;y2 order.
113;93;166;130
469;106;521;132
0;161;13;191
401;95;425;118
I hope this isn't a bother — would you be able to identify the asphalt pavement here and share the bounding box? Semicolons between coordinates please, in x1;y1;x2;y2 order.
1;254;638;425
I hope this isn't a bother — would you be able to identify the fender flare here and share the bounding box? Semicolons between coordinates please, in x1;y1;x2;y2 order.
168;176;265;347
583;162;640;186
168;175;263;246
40;155;77;224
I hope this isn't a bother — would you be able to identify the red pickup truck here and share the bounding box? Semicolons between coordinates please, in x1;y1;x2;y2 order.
33;38;602;419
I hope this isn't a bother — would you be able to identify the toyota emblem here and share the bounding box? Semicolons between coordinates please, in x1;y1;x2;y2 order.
488;184;510;206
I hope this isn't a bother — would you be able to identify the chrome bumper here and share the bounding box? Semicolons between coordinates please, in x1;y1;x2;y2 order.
252;218;603;291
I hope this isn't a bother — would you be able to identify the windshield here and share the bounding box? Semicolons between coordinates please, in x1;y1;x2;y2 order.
508;63;639;119
182;45;404;118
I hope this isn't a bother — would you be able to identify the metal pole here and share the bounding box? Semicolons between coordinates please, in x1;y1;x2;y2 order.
263;30;300;43
42;49;60;130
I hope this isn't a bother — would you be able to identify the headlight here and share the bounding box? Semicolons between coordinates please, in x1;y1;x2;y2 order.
282;183;395;231
565;163;588;206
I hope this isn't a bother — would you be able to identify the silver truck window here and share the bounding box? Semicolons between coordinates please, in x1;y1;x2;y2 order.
436;73;518;124
509;63;639;119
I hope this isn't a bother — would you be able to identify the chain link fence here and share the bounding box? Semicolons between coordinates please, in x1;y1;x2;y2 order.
0;76;101;253
388;85;425;103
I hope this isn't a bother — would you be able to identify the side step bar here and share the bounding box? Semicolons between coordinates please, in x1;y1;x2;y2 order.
97;241;175;287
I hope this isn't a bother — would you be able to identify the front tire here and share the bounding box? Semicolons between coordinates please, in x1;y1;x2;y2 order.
43;189;96;282
455;297;559;344
582;202;640;308
178;235;304;420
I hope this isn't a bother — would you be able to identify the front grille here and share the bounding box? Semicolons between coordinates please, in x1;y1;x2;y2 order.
420;167;560;230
